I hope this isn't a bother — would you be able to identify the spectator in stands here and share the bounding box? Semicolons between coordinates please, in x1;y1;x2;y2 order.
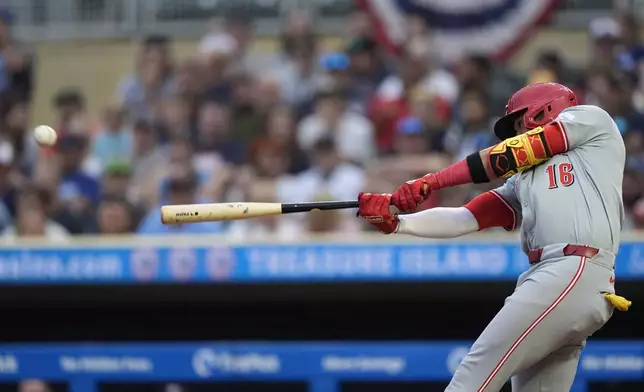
407;87;452;142
100;162;132;200
157;96;191;144
2;184;69;241
318;49;378;117
174;58;204;99
9;1;644;237
393;116;432;156
588;17;621;72
528;49;588;105
229;73;265;147
369;85;411;153
346;36;389;114
378;37;459;106
616;11;644;73
279;10;315;60
263;105;308;174
31;147;87;235
273;11;323;109
632;197;644;230
3;97;37;175
209;115;303;203
407;13;430;42
273;137;364;233
623;168;644;230
194;101;245;166
581;67;610;107
633;72;644;114
455;54;491;93
97;196;136;234
221;13;256;73
319;52;352;94
199;30;237;103
158;139;204;201
347;9;373;40
625;130;644;172
247;139;290;180
535;50;571;83
371;37;458;152
0;8;33;103
455;54;517;117
92;104;132;172
615;72;644;133
253;73;282;115
273;40;324;110
53;88;92;135
364;116;447;208
0;140;15;230
118;35;176;121
594;72;644;134
130;120;164;207
445;88;496;161
527;51;561;85
298;87;375;166
56;133;100;213
137;165;222;235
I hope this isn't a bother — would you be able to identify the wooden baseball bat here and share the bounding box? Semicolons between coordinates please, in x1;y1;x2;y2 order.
160;200;364;224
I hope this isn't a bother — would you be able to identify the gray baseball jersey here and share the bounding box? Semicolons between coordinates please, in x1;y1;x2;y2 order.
446;105;626;391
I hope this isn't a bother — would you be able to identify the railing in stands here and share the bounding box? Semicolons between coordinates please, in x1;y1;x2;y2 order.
2;0;626;41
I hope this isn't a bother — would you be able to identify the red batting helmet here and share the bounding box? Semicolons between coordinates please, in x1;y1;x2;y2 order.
493;82;578;140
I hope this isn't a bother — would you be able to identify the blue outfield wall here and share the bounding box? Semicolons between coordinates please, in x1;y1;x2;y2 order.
0;341;641;392
0;236;641;283
0;236;641;391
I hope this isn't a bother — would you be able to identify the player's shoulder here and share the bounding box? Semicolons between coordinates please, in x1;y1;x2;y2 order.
557;105;615;127
556;105;621;140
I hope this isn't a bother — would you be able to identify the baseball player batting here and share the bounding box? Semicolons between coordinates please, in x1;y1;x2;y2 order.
357;82;632;391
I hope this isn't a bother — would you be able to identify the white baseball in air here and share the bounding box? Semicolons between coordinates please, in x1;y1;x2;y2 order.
33;125;58;147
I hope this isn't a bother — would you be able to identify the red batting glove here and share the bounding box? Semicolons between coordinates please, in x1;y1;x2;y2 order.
357;192;399;234
391;173;440;213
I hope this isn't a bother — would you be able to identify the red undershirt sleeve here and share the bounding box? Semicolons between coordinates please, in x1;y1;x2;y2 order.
464;191;518;231
464;174;522;231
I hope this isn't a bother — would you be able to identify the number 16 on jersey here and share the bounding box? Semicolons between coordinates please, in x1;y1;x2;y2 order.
546;163;574;189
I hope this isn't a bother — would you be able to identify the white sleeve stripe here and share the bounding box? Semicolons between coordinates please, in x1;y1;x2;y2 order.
554;120;569;151
490;190;517;230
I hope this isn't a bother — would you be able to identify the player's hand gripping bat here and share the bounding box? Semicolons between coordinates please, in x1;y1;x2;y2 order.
160;201;399;224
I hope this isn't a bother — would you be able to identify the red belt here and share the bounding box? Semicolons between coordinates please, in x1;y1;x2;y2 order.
528;244;599;265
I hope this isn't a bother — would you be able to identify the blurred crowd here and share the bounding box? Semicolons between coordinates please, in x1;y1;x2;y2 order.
1;7;644;240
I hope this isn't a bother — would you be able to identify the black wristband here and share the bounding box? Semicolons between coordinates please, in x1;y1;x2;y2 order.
466;153;490;184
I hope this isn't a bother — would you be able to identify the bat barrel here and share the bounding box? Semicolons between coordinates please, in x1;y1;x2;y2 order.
161;201;361;225
161;202;283;224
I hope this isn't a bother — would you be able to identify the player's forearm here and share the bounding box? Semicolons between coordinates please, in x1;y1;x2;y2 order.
396;206;479;238
422;123;568;189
